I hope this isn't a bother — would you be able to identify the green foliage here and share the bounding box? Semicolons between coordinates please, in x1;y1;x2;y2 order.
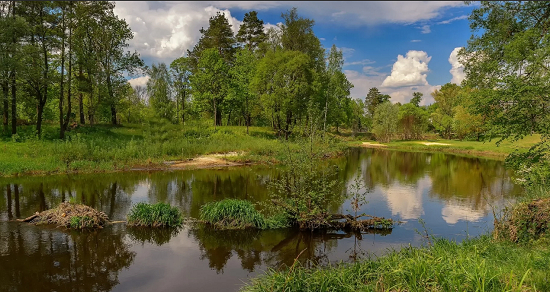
372;101;398;143
236;11;266;51
494;198;550;244
127;202;184;227
267;131;345;229
200;199;289;229
242;235;550;292
398;102;428;140
147;63;174;121
69;215;93;229
365;87;390;118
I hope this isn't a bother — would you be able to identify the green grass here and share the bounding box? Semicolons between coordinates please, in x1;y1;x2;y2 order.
127;202;184;227
0;121;347;177
242;235;550;292
351;135;542;160
199;199;289;230
69;216;94;229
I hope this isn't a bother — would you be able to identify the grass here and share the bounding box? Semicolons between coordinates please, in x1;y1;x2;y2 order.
127;202;184;227
199;199;289;230
352;134;542;160
242;235;550;292
0;120;347;177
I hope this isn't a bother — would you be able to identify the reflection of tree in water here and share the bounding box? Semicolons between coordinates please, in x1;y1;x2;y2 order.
126;226;181;246
0;224;135;292
188;226;392;273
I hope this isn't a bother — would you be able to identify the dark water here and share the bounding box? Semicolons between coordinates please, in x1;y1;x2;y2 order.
0;148;523;292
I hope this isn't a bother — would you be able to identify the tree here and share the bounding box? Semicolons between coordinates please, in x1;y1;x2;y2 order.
170;56;192;124
187;12;236;72
147;63;173;121
325;44;353;133
365;87;390;118
462;1;550;184
430;83;460;139
228;48;258;134
190;48;229;127
398;102;428;140
236;11;266;51
95;6;143;125
411;92;423;107
372;101;398;143
251;50;311;139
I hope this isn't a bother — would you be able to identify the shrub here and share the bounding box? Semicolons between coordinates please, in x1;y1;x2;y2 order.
494;197;550;243
127;202;184;227
200;199;267;229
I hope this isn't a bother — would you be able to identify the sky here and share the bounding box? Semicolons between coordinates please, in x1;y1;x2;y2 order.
115;1;476;105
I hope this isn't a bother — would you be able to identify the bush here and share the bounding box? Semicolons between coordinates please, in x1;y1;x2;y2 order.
200;199;289;229
127;202;184;227
494;197;550;243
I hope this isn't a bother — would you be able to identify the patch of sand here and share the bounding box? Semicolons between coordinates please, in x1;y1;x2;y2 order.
419;142;451;146
361;142;387;147
168;152;245;169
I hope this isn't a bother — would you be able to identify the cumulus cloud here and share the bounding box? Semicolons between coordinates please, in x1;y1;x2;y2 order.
420;25;431;34
381;50;432;88
128;76;150;88
112;1;464;65
114;2;245;64
449;47;465;85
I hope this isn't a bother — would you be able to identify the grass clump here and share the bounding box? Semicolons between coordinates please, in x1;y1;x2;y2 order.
127;202;184;227
242;235;550;292
29;202;108;229
200;199;289;230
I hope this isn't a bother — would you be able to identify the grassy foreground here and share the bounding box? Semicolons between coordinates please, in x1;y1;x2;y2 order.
242;235;550;292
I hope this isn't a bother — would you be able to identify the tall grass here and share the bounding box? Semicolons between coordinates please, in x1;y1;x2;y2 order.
0;122;347;176
242;235;550;292
200;199;289;229
127;202;184;227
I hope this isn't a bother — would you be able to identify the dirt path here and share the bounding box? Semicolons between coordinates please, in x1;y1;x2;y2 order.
419;142;451;146
361;142;387;148
166;152;246;169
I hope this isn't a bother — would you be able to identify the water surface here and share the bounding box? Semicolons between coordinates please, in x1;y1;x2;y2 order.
0;148;523;292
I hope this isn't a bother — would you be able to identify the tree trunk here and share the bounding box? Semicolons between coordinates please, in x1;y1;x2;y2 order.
36;101;44;137
59;7;66;139
10;70;16;135
63;13;72;132
2;82;7;134
111;105;117;125
78;66;85;124
227;109;231;126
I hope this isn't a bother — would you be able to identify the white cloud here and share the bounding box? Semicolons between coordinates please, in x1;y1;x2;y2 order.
411;39;421;43
114;2;245;64
420;25;431;34
381;50;432;88
437;14;468;25
344;59;376;67
128;75;150;88
449;47;465;85
113;1;465;65
319;37;326;41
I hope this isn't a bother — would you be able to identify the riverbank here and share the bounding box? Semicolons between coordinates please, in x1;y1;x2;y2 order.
0;123;346;177
355;135;541;160
0;123;539;177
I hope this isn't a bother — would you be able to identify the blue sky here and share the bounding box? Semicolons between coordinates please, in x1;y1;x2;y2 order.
116;1;476;105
